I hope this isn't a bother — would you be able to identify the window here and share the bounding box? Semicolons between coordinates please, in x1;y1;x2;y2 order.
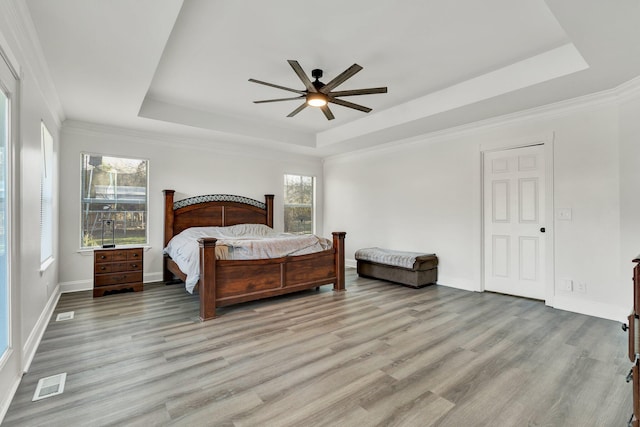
284;174;315;234
40;122;53;266
0;73;9;356
81;154;148;248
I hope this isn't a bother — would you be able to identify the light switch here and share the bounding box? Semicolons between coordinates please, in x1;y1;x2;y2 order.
560;279;573;292
557;208;572;220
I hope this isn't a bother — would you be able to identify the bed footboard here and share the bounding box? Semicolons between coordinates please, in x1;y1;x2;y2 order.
197;232;346;321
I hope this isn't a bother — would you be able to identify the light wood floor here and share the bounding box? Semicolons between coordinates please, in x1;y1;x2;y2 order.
4;269;632;426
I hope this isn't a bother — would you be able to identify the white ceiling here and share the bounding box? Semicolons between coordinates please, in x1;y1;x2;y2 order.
25;0;640;157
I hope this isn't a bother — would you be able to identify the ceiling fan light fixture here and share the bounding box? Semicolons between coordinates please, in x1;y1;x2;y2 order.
250;60;387;120
306;92;327;107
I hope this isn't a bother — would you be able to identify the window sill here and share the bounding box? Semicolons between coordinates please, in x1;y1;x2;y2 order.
77;245;152;256
39;257;54;275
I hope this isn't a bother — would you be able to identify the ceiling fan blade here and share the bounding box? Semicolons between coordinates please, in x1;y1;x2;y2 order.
287;102;308;117
254;96;304;104
287;60;316;93
248;78;305;95
320;64;363;93
330;87;388;97
320;105;335;120
328;97;372;113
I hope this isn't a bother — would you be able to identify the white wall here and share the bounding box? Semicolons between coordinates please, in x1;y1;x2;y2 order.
58;122;325;291
619;86;640;309
324;88;638;322
18;67;60;352
0;0;61;420
324;133;481;290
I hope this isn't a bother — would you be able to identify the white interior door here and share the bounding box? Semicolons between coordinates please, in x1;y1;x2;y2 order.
483;144;545;300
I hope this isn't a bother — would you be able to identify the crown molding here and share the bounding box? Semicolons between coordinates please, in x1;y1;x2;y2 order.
62;120;321;166
615;75;640;103
325;74;640;163
0;27;20;80
2;0;65;127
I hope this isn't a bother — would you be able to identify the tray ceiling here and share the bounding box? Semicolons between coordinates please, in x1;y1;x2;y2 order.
25;0;640;156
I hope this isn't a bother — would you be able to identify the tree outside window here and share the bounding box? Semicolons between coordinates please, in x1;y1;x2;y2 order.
81;154;148;248
284;174;314;234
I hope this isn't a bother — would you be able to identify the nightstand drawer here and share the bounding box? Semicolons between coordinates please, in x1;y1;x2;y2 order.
127;249;142;261
95;272;143;287
95;252;113;263
95;262;142;273
95;263;114;273
95;250;129;263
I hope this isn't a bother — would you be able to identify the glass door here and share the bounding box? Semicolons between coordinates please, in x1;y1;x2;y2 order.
0;51;14;371
0;48;18;417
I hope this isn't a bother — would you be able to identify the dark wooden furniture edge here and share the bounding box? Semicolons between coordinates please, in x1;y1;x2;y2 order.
630;256;640;426
163;189;346;321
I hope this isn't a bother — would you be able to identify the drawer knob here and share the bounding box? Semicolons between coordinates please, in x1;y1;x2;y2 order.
132;253;138;257
100;255;106;259
100;267;106;271
131;264;138;268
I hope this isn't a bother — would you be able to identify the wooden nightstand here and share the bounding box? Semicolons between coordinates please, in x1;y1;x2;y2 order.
93;247;143;297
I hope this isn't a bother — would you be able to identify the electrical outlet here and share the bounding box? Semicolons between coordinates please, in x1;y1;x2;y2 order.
559;279;573;292
576;282;587;293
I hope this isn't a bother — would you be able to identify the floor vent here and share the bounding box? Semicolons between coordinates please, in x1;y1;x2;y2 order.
32;373;67;401
55;311;74;321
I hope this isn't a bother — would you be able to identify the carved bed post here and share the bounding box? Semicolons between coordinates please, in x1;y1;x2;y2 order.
198;237;218;321
163;190;175;246
265;194;274;228
163;190;176;282
332;232;347;291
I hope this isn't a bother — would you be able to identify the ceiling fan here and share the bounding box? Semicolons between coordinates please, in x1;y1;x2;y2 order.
249;60;387;120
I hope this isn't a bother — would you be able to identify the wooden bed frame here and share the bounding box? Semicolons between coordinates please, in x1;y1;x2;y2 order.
163;190;346;321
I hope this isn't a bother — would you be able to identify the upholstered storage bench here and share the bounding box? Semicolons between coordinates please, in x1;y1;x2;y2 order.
355;247;438;288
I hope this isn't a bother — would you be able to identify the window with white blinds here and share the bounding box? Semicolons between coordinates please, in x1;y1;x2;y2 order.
0;70;10;357
40;121;53;266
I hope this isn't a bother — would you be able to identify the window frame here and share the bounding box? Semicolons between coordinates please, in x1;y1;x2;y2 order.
283;173;316;235
40;121;54;269
0;49;17;367
80;153;149;249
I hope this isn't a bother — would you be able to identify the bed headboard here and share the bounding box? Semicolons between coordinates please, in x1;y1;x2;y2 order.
163;190;274;246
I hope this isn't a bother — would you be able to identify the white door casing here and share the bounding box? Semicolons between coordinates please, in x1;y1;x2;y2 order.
483;144;545;300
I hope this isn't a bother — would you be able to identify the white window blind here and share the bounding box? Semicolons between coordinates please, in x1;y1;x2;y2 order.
40;121;53;265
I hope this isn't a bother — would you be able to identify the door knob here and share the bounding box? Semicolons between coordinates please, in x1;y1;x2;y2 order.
540;227;546;233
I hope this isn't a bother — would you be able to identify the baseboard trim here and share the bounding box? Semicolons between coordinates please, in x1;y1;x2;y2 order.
0;373;21;424
437;276;481;292
60;272;165;294
144;272;163;283
22;284;60;373
59;279;91;293
552;294;629;323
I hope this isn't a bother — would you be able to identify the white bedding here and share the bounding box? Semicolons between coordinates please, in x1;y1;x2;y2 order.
163;224;332;293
